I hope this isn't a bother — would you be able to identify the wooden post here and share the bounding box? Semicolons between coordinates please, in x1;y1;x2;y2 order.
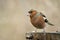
25;32;60;40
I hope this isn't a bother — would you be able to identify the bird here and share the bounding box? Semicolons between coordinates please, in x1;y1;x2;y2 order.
28;9;54;31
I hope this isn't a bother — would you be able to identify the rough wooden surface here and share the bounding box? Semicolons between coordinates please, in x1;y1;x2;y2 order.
26;32;60;40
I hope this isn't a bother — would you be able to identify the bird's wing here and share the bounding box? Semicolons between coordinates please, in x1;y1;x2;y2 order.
40;12;46;17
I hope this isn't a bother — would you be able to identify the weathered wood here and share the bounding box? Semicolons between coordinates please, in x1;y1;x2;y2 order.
26;32;60;40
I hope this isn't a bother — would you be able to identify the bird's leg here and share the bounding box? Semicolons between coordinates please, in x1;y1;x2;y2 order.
35;28;37;32
43;28;46;40
43;28;46;35
56;26;58;32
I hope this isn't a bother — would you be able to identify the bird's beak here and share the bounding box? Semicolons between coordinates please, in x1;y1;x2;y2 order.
27;14;30;16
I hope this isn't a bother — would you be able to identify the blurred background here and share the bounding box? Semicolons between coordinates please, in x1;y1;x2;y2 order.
0;0;60;40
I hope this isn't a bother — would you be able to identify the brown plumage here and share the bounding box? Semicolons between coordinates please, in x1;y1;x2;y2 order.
28;9;54;29
30;15;45;29
28;10;45;29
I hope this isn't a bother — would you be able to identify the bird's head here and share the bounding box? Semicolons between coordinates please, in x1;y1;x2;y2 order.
28;9;37;18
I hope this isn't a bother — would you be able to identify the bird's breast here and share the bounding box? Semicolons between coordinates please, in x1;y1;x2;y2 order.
30;16;45;29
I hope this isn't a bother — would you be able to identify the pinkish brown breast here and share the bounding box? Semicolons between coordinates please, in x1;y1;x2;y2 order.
30;15;45;29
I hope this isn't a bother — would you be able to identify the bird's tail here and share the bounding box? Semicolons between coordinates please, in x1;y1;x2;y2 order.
47;22;54;26
45;19;54;26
